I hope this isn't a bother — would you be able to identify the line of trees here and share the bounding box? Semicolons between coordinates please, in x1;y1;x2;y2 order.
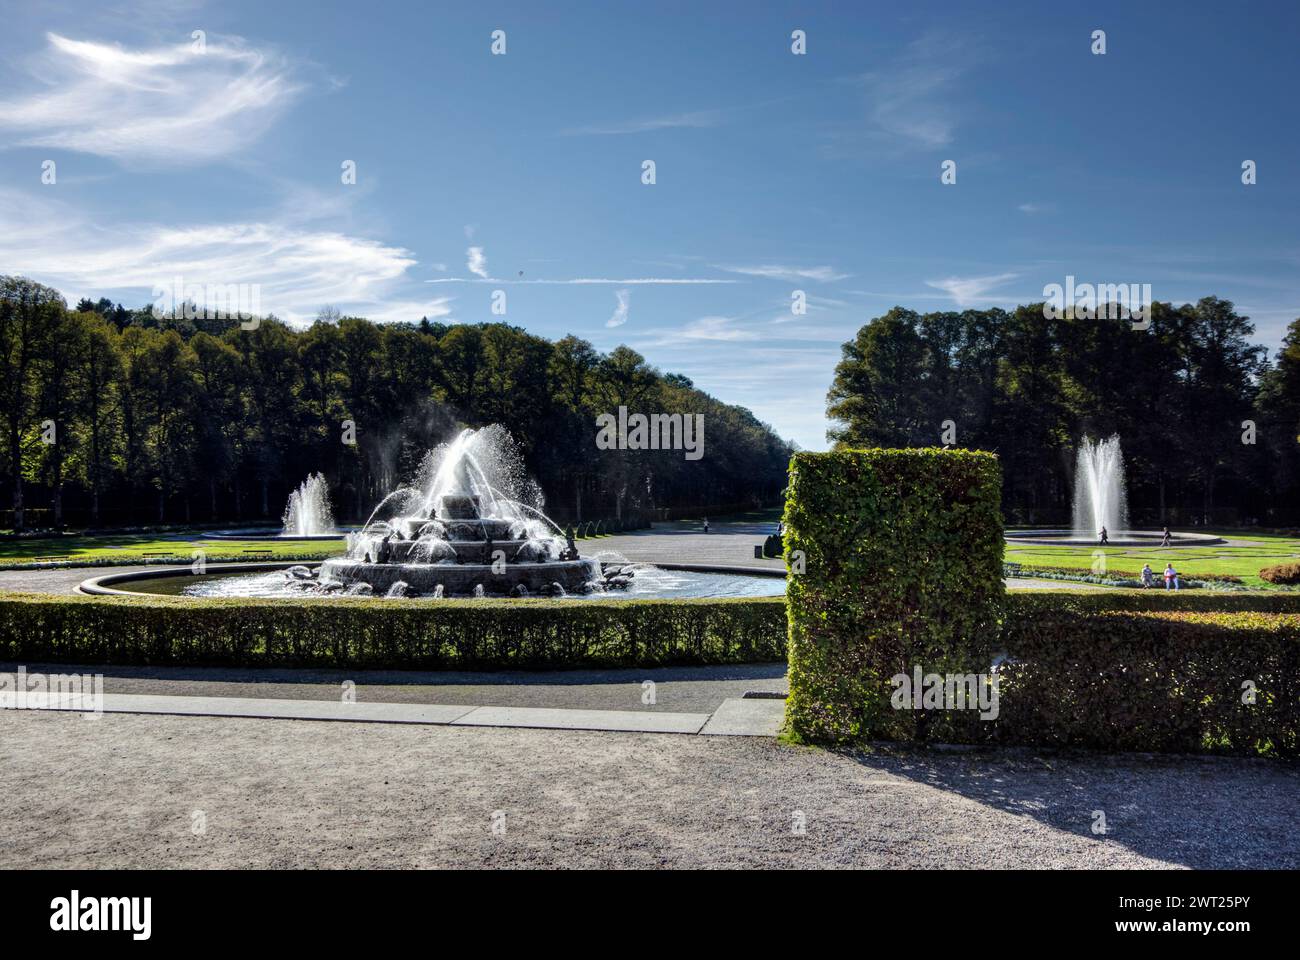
826;298;1300;526
0;276;794;531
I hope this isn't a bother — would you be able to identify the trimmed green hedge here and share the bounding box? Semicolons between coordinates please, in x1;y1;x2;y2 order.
993;608;1299;756
784;448;1005;744
1007;590;1300;616
782;447;1300;756
0;593;786;669
785;587;1300;756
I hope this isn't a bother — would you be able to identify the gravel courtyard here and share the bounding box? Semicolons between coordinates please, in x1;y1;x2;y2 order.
3;710;1295;869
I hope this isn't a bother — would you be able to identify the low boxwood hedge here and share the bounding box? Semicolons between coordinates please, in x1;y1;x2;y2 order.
4;582;1297;755
0;593;787;669
787;590;1300;756
1260;562;1300;585
1006;590;1300;616
992;608;1299;756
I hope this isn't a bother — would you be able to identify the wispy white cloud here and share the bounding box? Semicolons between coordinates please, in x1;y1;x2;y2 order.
0;189;446;326
561;110;720;136
606;289;630;328
679;316;761;342
924;272;1019;307
715;264;850;283
842;32;980;151
466;246;489;278
1018;202;1055;215
361;297;456;325
0;32;304;163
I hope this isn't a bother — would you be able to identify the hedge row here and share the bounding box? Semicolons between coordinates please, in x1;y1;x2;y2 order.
784;585;1300;756
0;593;787;669
782;448;1300;756
5;588;1295;674
1006;590;1300;616
991;608;1299;756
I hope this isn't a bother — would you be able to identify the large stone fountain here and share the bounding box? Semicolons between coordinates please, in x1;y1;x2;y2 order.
316;427;603;597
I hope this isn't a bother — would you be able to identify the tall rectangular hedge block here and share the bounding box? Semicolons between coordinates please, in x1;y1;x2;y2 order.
784;448;1004;744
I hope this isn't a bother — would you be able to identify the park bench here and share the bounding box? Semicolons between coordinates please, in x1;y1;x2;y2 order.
140;552;176;560
32;555;70;563
241;548;274;560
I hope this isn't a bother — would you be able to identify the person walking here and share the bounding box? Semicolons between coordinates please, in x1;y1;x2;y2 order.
1161;526;1171;547
702;516;710;534
1099;525;1109;545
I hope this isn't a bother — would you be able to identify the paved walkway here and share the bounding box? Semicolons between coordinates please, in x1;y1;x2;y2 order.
19;691;787;736
2;661;788;714
4;709;1294;868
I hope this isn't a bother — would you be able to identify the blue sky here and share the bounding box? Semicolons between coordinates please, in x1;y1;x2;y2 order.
1;0;1297;450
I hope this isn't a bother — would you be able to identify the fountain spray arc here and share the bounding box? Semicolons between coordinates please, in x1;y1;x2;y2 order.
1072;435;1128;539
317;426;603;596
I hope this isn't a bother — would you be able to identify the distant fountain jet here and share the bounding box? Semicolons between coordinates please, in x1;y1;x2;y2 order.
1072;435;1128;540
281;473;336;537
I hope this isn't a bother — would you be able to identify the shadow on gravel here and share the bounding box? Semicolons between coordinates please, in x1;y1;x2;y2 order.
834;747;1300;870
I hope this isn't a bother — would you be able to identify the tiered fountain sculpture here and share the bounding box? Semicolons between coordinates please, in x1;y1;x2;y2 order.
316;427;602;597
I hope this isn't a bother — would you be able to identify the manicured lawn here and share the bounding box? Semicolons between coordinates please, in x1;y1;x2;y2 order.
0;533;345;565
1004;533;1300;587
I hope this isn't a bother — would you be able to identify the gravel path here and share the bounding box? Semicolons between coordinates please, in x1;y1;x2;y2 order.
0;661;788;714
0;563;158;594
2;710;1294;869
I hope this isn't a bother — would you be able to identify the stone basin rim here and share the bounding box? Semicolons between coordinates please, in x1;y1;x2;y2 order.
75;560;787;598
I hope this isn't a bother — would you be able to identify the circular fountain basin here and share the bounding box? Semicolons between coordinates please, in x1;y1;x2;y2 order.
1004;528;1226;547
78;562;785;600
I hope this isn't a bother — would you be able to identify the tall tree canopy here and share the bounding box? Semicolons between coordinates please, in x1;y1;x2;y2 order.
827;299;1291;525
0;278;794;530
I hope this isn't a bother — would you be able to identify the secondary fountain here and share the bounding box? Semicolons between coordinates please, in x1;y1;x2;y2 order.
1003;434;1224;547
316;426;602;596
1072;434;1128;539
281;473;336;537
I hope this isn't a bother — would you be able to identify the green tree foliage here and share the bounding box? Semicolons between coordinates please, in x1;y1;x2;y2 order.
0;277;792;529
827;299;1287;525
